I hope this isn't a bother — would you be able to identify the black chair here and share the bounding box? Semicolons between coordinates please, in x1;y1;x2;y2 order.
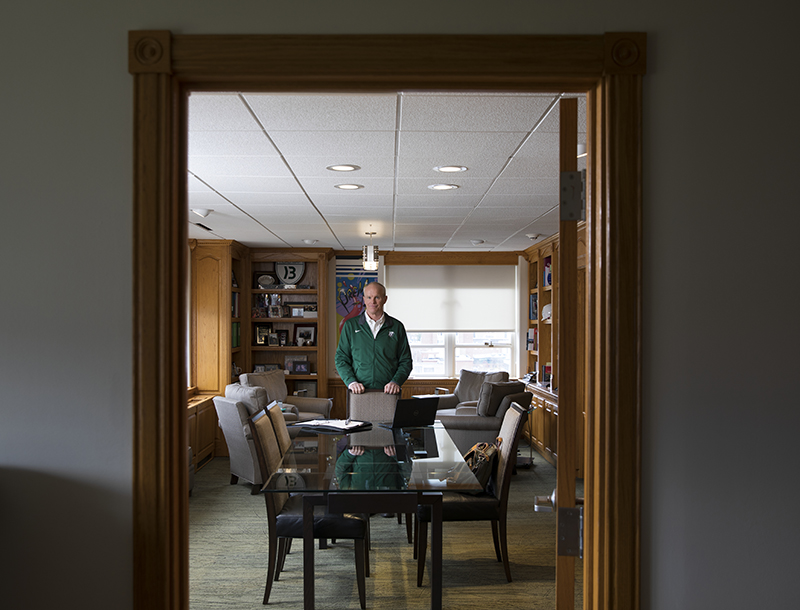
249;409;369;607
415;402;529;584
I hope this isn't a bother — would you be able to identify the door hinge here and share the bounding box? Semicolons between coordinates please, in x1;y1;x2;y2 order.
557;506;584;558
560;170;586;222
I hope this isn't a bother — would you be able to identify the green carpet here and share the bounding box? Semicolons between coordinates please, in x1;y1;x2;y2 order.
189;448;582;609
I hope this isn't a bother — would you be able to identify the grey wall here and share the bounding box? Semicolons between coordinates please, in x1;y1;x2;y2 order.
1;1;798;608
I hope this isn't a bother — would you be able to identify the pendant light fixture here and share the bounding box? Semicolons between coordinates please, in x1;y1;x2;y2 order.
362;228;379;271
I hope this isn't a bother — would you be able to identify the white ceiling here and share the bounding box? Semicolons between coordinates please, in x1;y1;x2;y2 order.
187;92;586;252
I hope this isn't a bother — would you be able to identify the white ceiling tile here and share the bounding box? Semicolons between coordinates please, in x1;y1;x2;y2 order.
298;176;394;195
397;131;526;161
487;177;559;196
188;131;280;157
188;156;292;177
312;193;394;208
395;194;479;209
244;93;398;131
286;155;396;178
269;131;396;158
400;93;557;132
217;192;311;207
203;176;303;194
189;93;260;131
396;177;494;196
480;194;555;208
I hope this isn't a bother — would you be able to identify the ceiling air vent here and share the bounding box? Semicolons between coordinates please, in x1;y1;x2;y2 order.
195;223;212;232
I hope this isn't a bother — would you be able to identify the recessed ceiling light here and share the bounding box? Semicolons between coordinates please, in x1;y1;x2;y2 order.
470;239;485;246
428;184;459;190
303;239;318;245
191;208;212;218
434;165;468;173
327;164;361;172
335;184;364;190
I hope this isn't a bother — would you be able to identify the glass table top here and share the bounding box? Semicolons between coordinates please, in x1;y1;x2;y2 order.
264;422;482;494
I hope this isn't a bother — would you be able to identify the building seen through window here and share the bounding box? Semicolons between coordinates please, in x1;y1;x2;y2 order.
408;331;513;377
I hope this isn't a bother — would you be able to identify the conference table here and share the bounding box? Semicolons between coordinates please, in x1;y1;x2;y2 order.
262;421;482;610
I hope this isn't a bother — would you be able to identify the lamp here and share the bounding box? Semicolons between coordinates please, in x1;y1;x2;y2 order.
362;230;379;271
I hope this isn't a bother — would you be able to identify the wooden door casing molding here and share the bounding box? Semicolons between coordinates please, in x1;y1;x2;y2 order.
129;31;645;610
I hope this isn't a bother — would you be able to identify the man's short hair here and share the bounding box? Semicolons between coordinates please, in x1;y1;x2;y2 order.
364;281;386;296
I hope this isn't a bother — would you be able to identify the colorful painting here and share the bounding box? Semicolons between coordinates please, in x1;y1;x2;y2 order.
335;257;378;340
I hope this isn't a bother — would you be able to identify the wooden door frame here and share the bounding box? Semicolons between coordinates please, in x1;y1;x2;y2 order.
129;31;645;610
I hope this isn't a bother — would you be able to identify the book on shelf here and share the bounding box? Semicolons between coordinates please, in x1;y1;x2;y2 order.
526;327;538;351
231;321;241;348
231;292;240;318
529;293;538;320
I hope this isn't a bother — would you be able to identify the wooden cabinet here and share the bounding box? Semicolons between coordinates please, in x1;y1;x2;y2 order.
187;395;216;469
246;249;332;400
191;239;248;395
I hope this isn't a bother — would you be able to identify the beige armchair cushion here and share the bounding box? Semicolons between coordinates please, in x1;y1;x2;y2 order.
476;381;526;417
452;369;510;404
240;370;288;402
224;383;269;416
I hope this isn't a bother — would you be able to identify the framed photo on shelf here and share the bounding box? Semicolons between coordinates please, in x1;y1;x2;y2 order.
263;363;280;371
268;305;283;319
276;329;289;346
293;361;310;374
253;364;267;373
284;354;307;373
268;333;280;347
254;323;272;345
294;324;316;346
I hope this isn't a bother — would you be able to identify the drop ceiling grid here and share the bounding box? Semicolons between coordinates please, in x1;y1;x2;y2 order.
187;92;585;251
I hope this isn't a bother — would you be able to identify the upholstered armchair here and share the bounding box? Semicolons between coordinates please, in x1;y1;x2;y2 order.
431;369;510;411
436;380;532;454
213;383;272;490
239;370;332;423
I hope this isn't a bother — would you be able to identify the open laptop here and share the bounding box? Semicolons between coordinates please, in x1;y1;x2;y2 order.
379;396;440;430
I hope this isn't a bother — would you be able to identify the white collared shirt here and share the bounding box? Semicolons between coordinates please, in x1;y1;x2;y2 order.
365;313;385;338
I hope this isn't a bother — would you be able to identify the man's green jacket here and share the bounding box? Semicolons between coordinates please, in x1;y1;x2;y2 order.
335;312;413;390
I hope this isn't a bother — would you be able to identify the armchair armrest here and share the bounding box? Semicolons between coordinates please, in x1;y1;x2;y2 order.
285;396;333;418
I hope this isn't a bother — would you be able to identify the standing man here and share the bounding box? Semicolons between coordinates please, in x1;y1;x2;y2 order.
335;281;412;394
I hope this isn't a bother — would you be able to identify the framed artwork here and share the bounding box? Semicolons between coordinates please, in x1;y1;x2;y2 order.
254;323;272;345
294;324;316;346
267;333;280;347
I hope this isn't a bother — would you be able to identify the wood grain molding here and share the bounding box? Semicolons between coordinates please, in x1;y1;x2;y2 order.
129;31;645;610
128;30;172;74
604;33;647;75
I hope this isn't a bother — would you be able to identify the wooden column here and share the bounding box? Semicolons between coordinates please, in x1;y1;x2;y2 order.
585;33;646;610
129;30;189;610
556;97;579;610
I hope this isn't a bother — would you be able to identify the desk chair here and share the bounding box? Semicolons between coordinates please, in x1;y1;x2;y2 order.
249;409;369;608
416;402;529;584
346;390;413;543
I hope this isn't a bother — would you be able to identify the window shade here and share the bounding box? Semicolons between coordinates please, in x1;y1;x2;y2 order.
384;265;516;332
